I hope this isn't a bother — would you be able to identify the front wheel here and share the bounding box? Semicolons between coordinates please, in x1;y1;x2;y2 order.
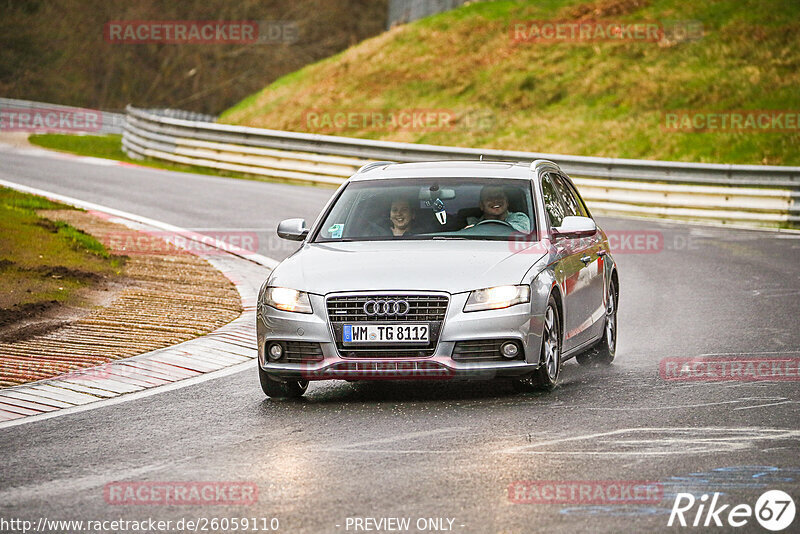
576;280;618;366
259;366;308;398
513;295;561;392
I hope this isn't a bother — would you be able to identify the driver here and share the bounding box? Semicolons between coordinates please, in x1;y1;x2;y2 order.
466;185;530;232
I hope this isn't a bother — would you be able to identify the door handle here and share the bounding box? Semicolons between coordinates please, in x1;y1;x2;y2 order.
580;255;592;265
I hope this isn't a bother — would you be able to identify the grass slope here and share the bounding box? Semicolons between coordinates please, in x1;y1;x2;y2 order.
0;187;122;327
220;0;800;165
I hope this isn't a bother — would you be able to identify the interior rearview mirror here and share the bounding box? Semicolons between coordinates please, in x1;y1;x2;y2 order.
419;188;456;201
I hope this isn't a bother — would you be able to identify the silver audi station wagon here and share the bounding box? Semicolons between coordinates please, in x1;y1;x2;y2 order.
257;160;619;398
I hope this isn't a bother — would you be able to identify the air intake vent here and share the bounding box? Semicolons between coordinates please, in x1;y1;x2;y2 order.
452;339;512;361
283;341;323;362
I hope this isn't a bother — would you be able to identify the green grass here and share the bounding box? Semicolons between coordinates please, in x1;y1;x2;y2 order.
28;134;337;188
219;0;800;166
52;220;111;259
0;187;123;317
29;134;127;161
28;134;245;177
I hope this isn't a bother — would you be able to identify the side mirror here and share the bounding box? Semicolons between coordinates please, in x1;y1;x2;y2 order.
553;216;597;239
277;218;309;241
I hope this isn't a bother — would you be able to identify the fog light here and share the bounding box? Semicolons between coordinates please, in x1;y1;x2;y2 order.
268;343;284;361
501;341;520;359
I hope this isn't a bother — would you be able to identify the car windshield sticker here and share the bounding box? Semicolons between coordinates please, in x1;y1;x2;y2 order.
328;223;343;238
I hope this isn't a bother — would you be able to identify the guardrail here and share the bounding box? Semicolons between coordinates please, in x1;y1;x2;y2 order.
1;97;125;135
123;106;800;228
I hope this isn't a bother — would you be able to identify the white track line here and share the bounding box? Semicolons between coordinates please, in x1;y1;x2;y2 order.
0;361;257;430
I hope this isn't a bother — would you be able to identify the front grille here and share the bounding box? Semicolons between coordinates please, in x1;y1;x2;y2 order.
327;294;448;322
453;339;517;361
338;348;432;358
327;293;449;358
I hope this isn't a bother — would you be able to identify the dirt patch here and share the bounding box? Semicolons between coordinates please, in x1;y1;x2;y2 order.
32;265;103;283
0;301;59;330
0;259;112;334
0;275;126;342
35;218;60;233
0;210;243;387
565;0;651;19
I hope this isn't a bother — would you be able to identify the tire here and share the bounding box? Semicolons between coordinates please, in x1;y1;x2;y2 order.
259;365;309;399
576;279;618;366
513;295;561;392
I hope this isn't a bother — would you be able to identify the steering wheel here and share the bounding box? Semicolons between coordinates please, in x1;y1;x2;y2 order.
476;219;513;228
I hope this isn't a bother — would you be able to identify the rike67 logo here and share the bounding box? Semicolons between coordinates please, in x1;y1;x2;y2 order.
668;490;795;531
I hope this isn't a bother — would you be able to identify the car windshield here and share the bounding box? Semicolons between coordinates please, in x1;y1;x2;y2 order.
313;178;536;242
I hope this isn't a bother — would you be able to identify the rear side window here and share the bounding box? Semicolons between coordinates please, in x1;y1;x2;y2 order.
551;173;588;217
549;174;586;217
541;174;566;227
569;182;592;218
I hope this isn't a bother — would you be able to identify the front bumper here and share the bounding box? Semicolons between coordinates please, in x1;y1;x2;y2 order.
257;292;545;381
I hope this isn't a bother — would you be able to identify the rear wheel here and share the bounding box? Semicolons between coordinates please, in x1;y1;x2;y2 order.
513;295;561;392
576;279;617;366
259;365;308;398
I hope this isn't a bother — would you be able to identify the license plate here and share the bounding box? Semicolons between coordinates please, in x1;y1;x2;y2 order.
343;324;429;344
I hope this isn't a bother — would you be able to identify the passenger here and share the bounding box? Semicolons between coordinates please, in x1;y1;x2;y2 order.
466;185;530;232
389;198;416;236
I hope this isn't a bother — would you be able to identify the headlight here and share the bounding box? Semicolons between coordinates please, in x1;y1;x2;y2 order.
464;285;530;312
264;287;313;314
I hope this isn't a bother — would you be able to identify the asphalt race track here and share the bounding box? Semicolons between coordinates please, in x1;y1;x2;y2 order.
1;145;799;533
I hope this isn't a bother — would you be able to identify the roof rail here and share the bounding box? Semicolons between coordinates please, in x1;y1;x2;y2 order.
530;159;560;173
356;161;395;174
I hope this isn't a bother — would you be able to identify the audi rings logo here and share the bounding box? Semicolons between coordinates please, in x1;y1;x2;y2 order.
363;299;410;316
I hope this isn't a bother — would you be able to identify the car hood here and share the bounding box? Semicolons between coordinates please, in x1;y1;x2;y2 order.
268;240;548;295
